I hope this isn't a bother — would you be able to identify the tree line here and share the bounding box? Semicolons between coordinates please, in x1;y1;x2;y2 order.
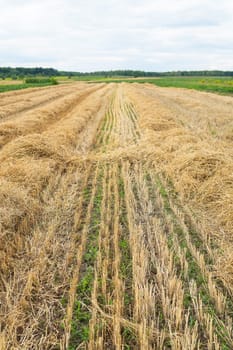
0;67;232;79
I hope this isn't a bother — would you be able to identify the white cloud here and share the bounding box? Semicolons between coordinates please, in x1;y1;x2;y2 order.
0;0;232;71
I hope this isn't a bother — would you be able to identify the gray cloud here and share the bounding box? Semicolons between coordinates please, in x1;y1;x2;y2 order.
0;0;232;71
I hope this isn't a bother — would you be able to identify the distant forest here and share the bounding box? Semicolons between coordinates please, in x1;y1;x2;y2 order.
0;67;233;79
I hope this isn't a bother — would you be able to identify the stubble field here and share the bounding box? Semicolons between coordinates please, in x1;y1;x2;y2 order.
0;82;233;349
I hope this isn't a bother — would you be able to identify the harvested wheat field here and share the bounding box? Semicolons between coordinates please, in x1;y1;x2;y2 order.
0;82;233;349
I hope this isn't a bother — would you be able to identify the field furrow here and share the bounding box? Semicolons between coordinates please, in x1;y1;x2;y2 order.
0;84;107;149
0;85;112;349
0;83;88;108
0;82;232;349
0;84;82;120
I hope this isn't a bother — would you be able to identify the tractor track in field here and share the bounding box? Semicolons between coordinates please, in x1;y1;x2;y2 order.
0;83;233;349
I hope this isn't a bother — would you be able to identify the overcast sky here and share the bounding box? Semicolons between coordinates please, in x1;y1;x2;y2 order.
0;0;232;72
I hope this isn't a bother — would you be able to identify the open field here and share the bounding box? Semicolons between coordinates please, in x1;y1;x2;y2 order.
0;82;233;349
0;80;24;85
141;77;233;93
0;79;59;93
81;77;233;95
